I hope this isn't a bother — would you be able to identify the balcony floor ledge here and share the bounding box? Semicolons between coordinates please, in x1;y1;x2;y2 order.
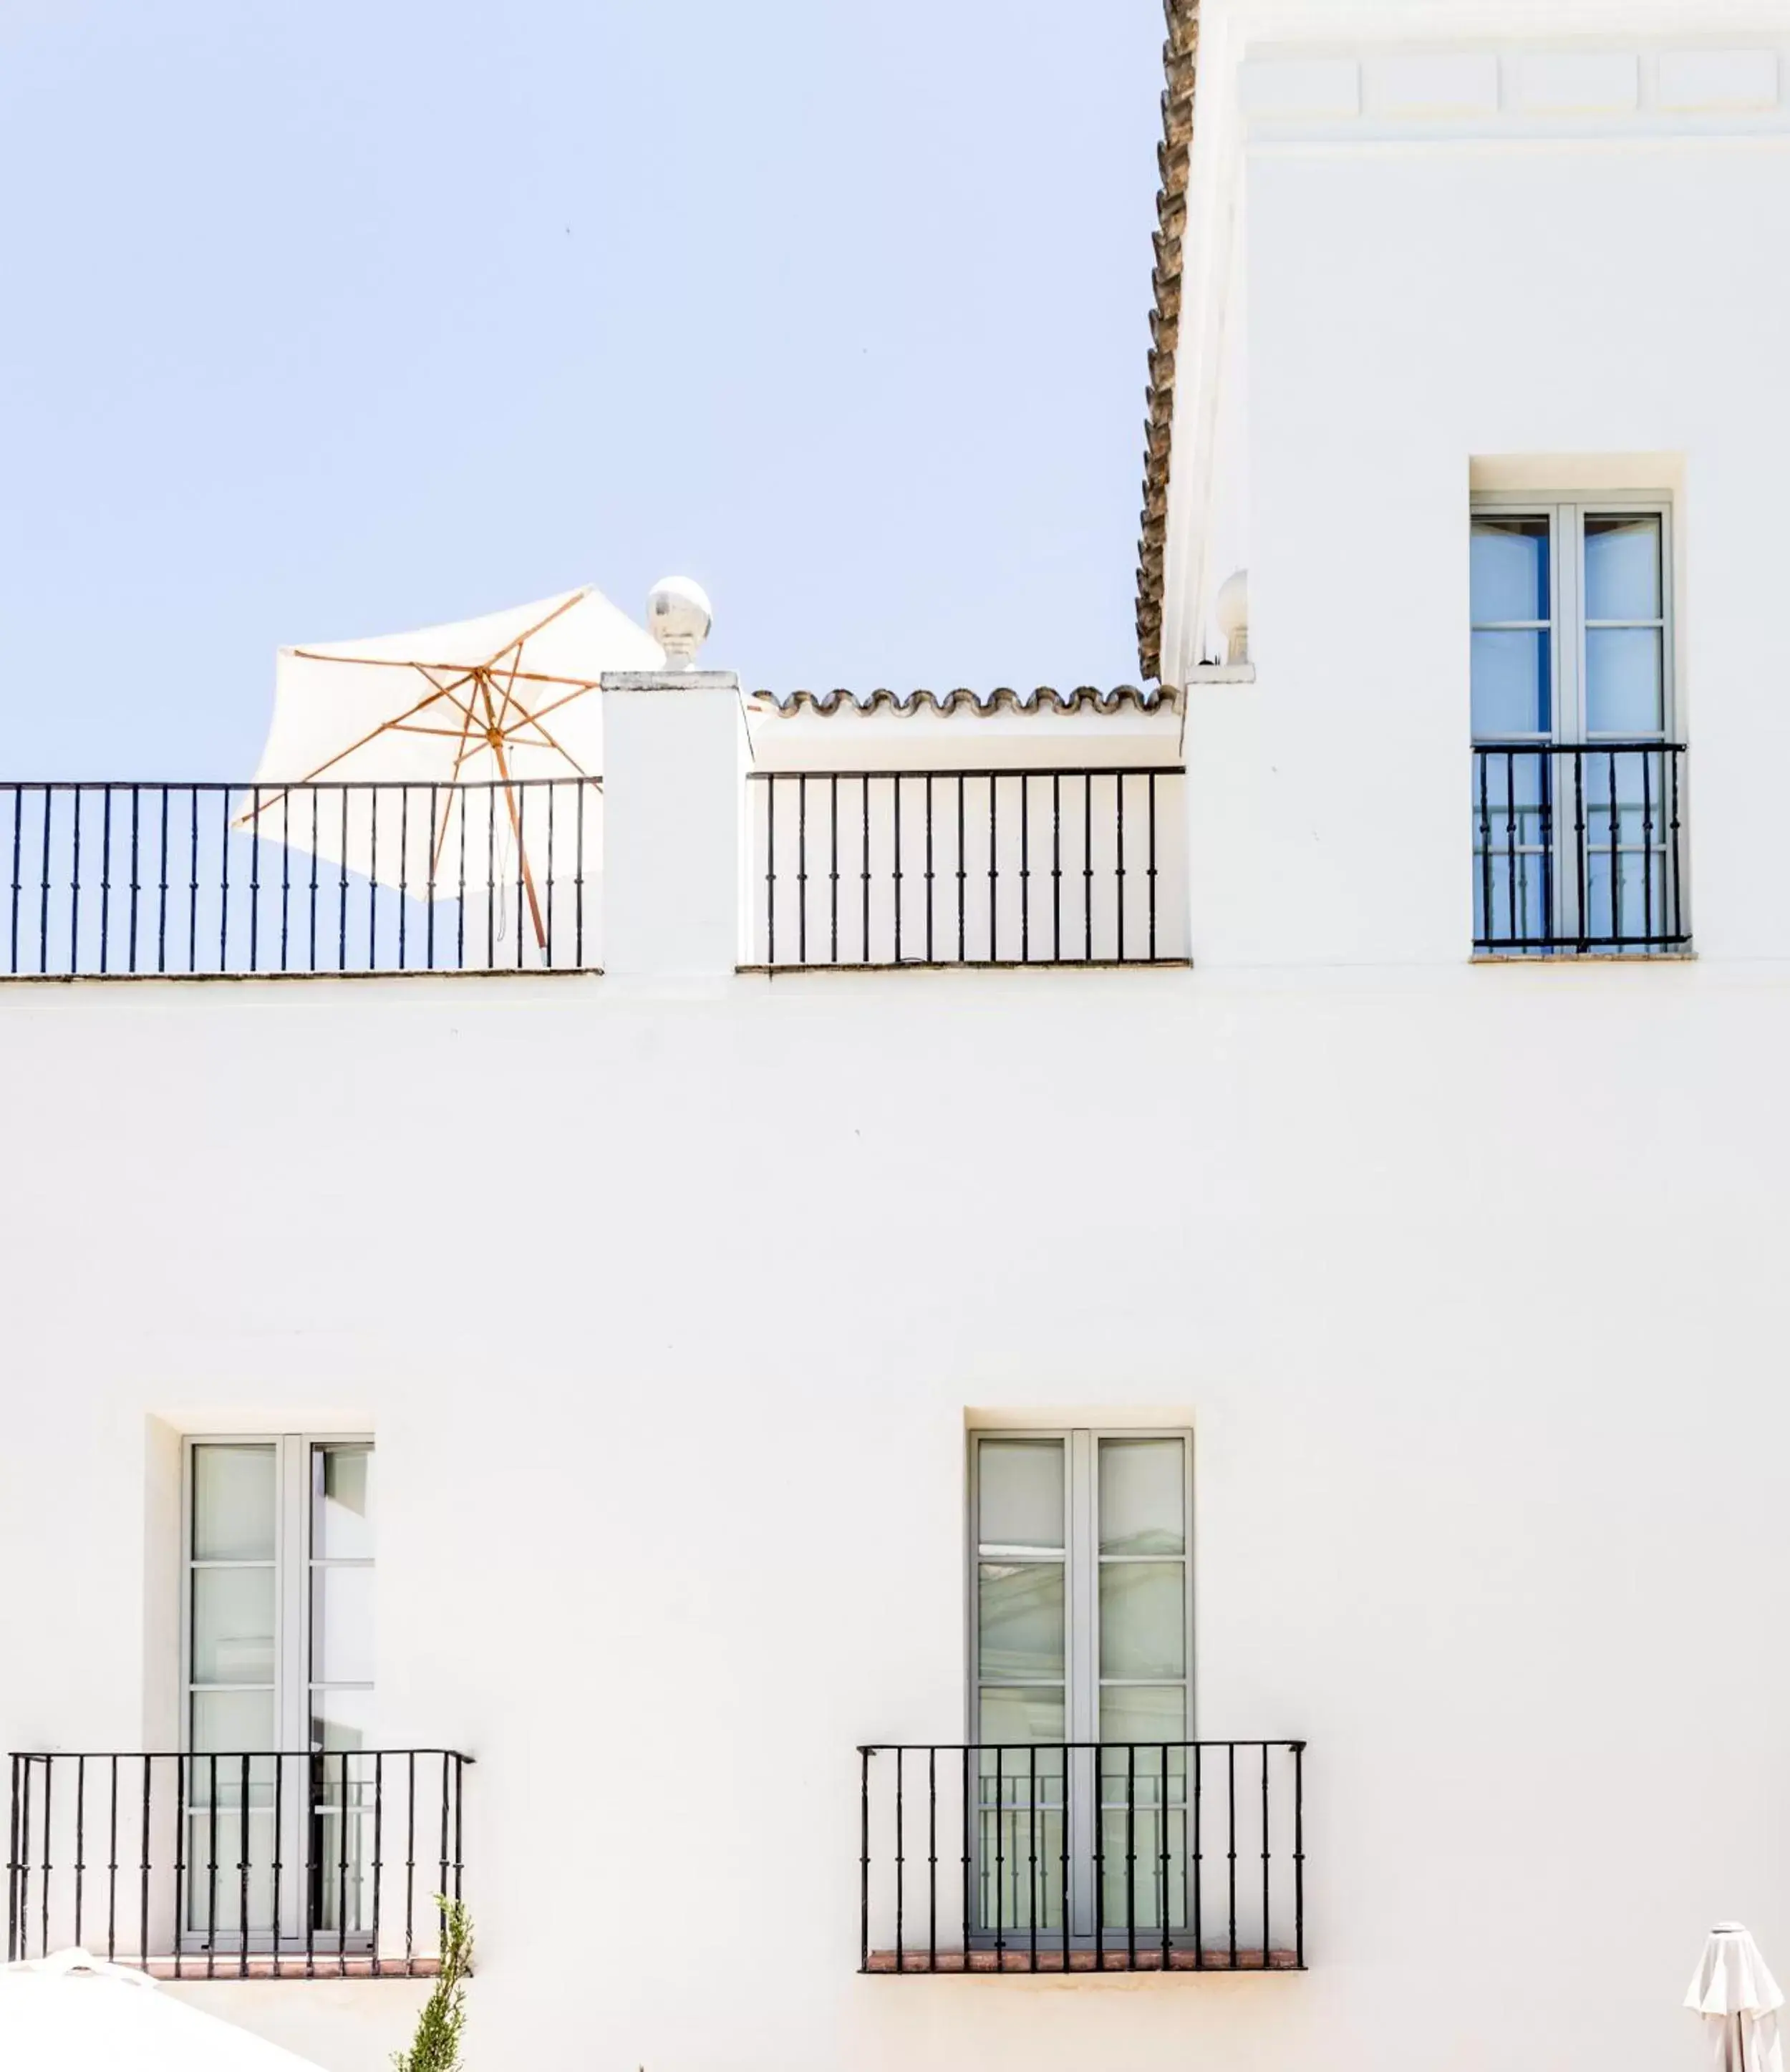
865;1948;1299;1975
142;1955;442;1981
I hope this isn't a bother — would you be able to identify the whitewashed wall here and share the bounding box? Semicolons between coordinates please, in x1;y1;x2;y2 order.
4;952;1790;2072
1176;6;1790;972
10;5;1790;2069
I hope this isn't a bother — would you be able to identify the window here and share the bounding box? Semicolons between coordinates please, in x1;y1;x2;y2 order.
969;1430;1191;1942
183;1436;374;1945
1471;498;1685;952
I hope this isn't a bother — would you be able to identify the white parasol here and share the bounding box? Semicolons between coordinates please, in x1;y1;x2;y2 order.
0;1947;332;2068
1687;1922;1786;2072
239;584;662;954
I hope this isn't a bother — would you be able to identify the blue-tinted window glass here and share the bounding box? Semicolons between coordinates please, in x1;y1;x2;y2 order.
1584;515;1660;621
1471;630;1551;736
1471;517;1549;625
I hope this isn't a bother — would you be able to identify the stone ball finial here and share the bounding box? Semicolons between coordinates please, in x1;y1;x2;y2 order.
1215;568;1249;667
648;576;713;669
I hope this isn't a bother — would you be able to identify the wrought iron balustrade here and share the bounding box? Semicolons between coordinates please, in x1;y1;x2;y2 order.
1473;742;1688;954
6;1749;470;1979
748;769;1188;968
0;780;601;977
858;1741;1305;1974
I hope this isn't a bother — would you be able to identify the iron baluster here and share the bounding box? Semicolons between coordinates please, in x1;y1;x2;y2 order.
247;789;260;972
894;1748;904;1974
987;773;997;962
1227;1743;1237;1969
271;1753;284;1977
217;788;230;973
893;774;902;963
1126;1743;1136;1967
924;774;934;964
1642;747;1654;941
106;1756;118;1962
70;786;81;972
1260;1743;1271;1974
338;789;351;972
1608;750;1622;944
1028;1746;1037;1970
72;1753;86;1953
1115;773;1126;962
927;1746;937;1972
1161;1743;1171;1970
1020;774;1030;964
99;791;112;974
1294;1742;1306;1967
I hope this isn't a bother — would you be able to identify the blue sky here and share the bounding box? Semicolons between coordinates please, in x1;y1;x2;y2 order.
0;1;1164;775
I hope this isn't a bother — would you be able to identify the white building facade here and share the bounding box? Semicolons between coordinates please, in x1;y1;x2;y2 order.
8;1;1790;2066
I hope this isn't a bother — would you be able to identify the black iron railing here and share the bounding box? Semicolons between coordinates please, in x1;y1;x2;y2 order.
1473;742;1688;954
0;780;601;976
748;769;1188;967
6;1750;470;1978
858;1741;1305;1974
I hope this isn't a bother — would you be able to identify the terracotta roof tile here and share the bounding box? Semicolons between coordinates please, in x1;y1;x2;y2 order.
1136;0;1199;683
750;684;1179;717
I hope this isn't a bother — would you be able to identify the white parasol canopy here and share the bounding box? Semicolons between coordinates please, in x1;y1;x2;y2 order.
0;1948;332;2069
240;584;662;955
1687;1922;1786;2072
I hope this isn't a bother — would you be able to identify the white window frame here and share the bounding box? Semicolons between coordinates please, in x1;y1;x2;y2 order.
180;1432;374;1758
178;1433;374;1955
966;1428;1195;1945
966;1428;1196;1747
1471;490;1683;947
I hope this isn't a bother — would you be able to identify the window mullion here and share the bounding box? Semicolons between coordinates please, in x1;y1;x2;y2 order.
1068;1433;1095;1745
281;1436;307;1753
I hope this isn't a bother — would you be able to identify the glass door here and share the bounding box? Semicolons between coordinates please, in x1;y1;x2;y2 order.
1471;500;1675;949
184;1436;375;1956
969;1430;1191;1949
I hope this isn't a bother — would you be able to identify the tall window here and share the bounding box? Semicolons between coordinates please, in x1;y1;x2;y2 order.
1471;498;1683;951
969;1430;1191;1941
184;1436;374;1945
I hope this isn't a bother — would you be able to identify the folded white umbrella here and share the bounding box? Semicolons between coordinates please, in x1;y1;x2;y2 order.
240;584;663;952
0;1947;330;2069
1687;1922;1786;2072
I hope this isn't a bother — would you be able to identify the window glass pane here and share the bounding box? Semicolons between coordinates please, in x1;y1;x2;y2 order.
190;1688;275;1753
191;1567;276;1685
977;1440;1063;1550
1099;1562;1185;1679
1471;517;1549;624
1098;1683;1186;1748
1585;514;1661;621
979;1685;1065;1746
311;1688;374;1754
979;1562;1064;1680
311;1565;375;1685
313;1445;374;1561
1585;627;1663;735
192;1444;276;1562
1471;630;1551;737
1098;1439;1184;1555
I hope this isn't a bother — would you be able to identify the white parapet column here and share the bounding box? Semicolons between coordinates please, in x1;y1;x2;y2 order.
599;666;749;979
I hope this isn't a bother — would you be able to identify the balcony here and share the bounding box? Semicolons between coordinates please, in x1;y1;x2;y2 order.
858;1740;1305;1975
6;1750;470;1979
0;780;600;976
1472;742;1688;955
747;768;1189;969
